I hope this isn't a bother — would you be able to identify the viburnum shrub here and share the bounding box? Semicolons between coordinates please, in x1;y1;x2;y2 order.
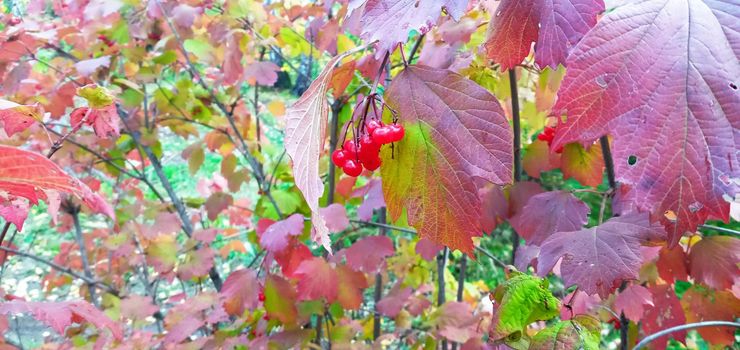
0;0;737;349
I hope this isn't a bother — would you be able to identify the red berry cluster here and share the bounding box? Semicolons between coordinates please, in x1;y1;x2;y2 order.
331;119;405;177
537;126;563;153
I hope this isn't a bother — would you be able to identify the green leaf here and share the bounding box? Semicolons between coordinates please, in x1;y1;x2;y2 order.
490;270;560;343
153;50;178;65
77;84;115;108
530;315;601;350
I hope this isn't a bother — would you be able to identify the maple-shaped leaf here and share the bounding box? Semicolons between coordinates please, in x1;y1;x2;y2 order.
264;275;298;325
688;235;739;290
376;282;413;317
0;300;123;340
537;213;665;297
220;269;259;316
285;53;353;253
259;214;305;253
73;85;120;139
681;286;740;346
614;284;653;322
551;0;740;246
294;257;338;303
560;142;605;187
352;0;466;56
529;315;600;350
177;246;215;280
319;203;349;232
508;191;590;245
382;65;512;254
642;285;686;349
489;270;560;343
244;61;281;86
656;246;688;284
343;235;394;273
484;0;604;70
335;265;369;310
559;290;600;320
0;145;114;229
275;241;314;278
120;295;159;321
0;100;44;137
0;198;29;231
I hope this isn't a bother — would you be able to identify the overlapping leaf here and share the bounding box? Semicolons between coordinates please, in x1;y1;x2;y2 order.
537;213;665;297
382;65;512;254
508;191;590;245
0;145;114;230
551;0;740;246
688;235;739;290
484;0;604;70
0;300;122;340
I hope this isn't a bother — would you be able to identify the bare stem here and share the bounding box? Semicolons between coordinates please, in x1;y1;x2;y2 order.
508;69;522;264
71;208;99;307
633;321;740;350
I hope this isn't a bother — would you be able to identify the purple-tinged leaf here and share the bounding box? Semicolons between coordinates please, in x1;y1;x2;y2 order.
509;191;590;245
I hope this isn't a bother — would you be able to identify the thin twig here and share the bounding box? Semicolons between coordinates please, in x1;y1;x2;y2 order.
509;69;522;264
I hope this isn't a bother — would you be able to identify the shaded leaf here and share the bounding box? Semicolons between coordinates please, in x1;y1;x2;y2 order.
0;300;122;340
259;214;305;253
551;0;740;246
264;275;298;325
529;315;600;350
343;235;394;273
537;213;665;297
295;257;338;302
382;65;512;254
560;142;605;187
484;0;604;70
688;235;739;290
681;286;740;346
319;203;349;232
614;285;653;322
642;285;686;349
509;191;590;245
0;100;43;137
220;269;259;316
336;265;369;309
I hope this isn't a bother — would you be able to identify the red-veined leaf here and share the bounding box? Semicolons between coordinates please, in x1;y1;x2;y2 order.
551;0;740;246
382;65;512;255
508;190;590;245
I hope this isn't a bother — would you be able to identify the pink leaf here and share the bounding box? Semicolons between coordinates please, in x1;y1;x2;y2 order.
353;0;467;56
0;300;122;340
220;269;259;316
614;285;653;322
259;214;305;253
244;61;280;86
0;197;29;231
415;237;443;261
319;203;349;232
171;4;202;28
642;285;686;349
551;0;739;246
537;213;665;297
0;145;114;219
376;283;413;317
344;236;394;273
509;191;590;245
285;53;354;253
120;295;159;321
355;179;385;221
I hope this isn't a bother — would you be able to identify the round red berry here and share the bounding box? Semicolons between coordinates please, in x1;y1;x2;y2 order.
388;124;405;142
343;139;358;155
331;149;349;167
371;126;394;145
365;119;383;135
258;291;265;302
342;159;363;177
362;156;381;171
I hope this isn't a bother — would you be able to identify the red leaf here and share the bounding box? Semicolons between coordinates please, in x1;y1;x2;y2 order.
642;285;686;349
509;191;590;245
376;283;413;317
537;213;665;297
551;0;739;246
275;241;314;278
614;285;653;322
656;246;688;284
294;257;338;302
689;235;739;290
484;0;603;70
0;197;28;231
681;287;740;346
259;214;305;253
0;146;114;226
220;269;259;316
415;237;443;261
336;265;369;309
383;65;512;254
344;235;394;273
0;300;122;340
0;100;43;137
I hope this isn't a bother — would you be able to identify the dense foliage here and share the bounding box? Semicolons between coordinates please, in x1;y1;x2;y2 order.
0;0;737;349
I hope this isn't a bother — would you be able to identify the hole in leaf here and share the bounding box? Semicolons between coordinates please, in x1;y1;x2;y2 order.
731;82;738;90
627;155;637;165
